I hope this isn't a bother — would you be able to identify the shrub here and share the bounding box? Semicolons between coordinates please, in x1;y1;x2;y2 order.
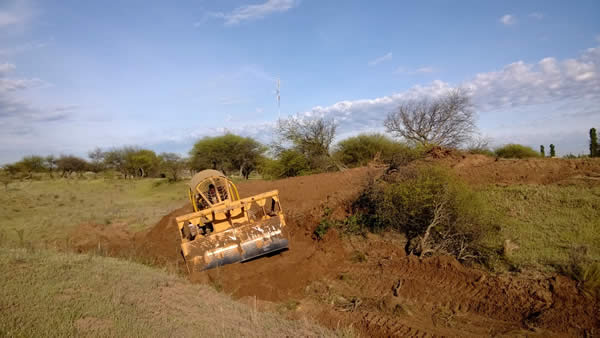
258;150;311;179
353;166;498;262
494;144;540;159
313;207;334;240
560;246;600;297
333;133;412;167
467;147;495;157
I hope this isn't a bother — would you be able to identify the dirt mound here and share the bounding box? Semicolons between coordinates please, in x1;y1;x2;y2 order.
431;153;600;185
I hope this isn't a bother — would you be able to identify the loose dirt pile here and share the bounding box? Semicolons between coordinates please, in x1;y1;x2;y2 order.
68;159;600;336
422;148;600;185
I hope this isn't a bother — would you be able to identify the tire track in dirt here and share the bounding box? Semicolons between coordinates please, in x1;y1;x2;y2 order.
314;247;598;337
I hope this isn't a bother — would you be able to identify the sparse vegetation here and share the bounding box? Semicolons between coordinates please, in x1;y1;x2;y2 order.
0;247;337;337
494;144;540;159
352;166;499;262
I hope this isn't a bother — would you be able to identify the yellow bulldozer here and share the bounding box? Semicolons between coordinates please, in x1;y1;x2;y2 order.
176;170;288;272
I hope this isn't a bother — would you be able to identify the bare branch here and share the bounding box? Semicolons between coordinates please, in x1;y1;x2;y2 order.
385;89;477;148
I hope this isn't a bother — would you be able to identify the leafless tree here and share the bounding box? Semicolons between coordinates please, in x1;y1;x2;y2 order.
384;89;477;148
275;117;337;159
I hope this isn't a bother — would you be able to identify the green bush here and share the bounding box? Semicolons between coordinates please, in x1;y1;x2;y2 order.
333;133;413;167
353;166;498;261
494;144;540;159
257;150;311;179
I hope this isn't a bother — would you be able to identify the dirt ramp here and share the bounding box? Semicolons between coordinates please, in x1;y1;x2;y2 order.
446;155;600;185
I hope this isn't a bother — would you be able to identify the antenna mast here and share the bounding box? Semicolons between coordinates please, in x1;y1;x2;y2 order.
276;77;281;119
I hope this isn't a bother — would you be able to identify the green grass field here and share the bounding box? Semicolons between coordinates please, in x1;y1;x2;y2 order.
0;178;188;245
480;184;600;273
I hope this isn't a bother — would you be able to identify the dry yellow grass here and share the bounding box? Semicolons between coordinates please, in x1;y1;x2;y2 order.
0;246;343;337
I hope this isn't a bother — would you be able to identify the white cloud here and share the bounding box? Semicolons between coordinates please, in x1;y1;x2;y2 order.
0;0;32;28
207;0;299;26
0;63;70;132
368;52;392;66
278;45;600;151
529;12;544;20
148;45;599;153
414;67;435;74
0;63;16;75
396;66;436;75
499;14;516;26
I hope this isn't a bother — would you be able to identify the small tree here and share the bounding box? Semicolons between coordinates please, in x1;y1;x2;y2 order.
384;89;477;148
590;128;598;158
103;148;128;178
56;155;89;178
275;117;338;171
190;134;265;177
128;149;160;177
45;155;57;178
18;155;47;178
540;145;545;157
159;152;185;181
88;147;105;173
549;144;556;157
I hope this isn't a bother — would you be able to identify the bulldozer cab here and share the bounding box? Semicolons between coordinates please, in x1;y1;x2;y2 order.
187;169;240;212
177;170;289;272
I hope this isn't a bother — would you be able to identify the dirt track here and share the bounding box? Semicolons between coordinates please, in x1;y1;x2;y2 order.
70;157;600;336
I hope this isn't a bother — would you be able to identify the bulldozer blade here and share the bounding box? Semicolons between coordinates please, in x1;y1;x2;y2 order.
182;217;288;272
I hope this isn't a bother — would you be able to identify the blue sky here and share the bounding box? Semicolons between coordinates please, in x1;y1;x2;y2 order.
1;0;599;163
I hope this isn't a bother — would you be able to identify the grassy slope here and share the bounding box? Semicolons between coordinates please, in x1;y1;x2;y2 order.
0;178;187;245
0;247;338;337
480;184;600;271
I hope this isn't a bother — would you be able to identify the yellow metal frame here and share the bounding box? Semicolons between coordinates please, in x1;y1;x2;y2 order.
177;189;283;238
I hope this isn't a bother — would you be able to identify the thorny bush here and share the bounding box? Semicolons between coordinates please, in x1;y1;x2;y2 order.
351;165;499;263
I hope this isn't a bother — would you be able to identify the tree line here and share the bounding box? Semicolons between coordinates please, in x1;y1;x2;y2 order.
2;90;598;186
